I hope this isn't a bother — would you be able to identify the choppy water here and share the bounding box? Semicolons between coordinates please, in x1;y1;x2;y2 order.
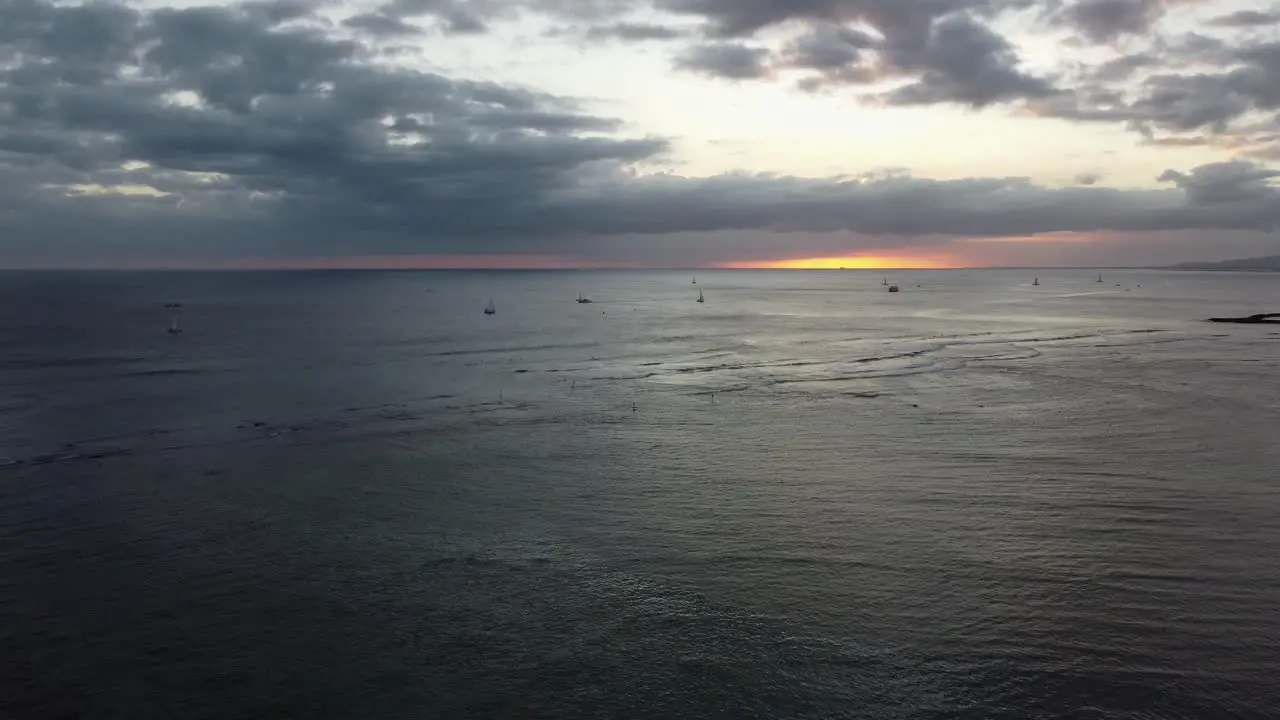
2;269;1279;719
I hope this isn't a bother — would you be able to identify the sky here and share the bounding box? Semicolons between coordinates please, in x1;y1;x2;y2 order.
1;0;1279;269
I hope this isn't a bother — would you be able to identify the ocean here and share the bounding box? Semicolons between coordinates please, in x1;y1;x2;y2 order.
2;268;1279;719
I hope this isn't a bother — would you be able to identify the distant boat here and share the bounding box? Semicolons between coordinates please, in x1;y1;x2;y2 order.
484;298;496;315
1033;277;1040;286
887;284;899;293
165;302;182;333
696;289;705;303
882;277;889;286
1097;273;1104;283
576;293;592;304
691;276;697;284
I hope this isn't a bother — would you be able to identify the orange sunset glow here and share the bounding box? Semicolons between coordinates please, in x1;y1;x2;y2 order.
719;254;965;270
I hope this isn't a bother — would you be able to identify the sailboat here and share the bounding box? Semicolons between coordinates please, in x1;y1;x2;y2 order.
1097;273;1104;283
882;277;889;286
696;289;705;303
165;302;182;333
1032;277;1040;286
576;292;592;304
691;276;697;284
484;298;496;315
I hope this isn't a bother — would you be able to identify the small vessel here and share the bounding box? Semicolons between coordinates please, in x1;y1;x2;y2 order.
696;289;705;303
882;278;889;286
1097;273;1104;283
484;298;496;315
576;293;592;304
1033;277;1040;286
165;302;182;333
887;284;899;293
692;276;697;284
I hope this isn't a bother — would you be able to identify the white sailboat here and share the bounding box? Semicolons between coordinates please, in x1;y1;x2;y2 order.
165;302;182;333
484;298;496;315
696;289;704;303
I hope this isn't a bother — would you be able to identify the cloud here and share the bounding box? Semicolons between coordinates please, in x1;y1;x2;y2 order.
1156;160;1280;205
655;0;1031;39
584;22;687;41
343;12;424;36
2;0;1280;267
784;25;879;71
781;24;880;89
1206;9;1280;27
1075;172;1101;184
1053;0;1170;43
375;0;499;34
1087;53;1159;82
674;43;773;79
654;3;1054;107
877;14;1057;106
1034;34;1280;152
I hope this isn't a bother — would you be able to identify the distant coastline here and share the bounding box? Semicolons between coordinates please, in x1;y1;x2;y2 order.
1166;254;1280;272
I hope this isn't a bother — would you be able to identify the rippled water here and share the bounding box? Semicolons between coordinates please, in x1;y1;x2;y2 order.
3;269;1279;719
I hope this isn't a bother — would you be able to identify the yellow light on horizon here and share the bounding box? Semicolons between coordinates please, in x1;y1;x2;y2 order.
719;254;963;270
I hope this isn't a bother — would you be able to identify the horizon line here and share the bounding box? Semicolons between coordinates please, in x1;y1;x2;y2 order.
0;264;1168;272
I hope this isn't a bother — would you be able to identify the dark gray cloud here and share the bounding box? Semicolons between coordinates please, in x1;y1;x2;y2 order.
1120;72;1253;133
1157;160;1280;205
1075;172;1101;185
1072;32;1233;85
782;24;880;90
655;0;1032;39
878;14;1056;106
1032;32;1280;158
343;12;424;36
1;0;1280;267
785;25;878;71
674;43;772;79
375;0;497;33
584;21;686;41
654;2;1054;106
369;0;640;35
1206;9;1280;27
1088;53;1158;82
1054;0;1167;43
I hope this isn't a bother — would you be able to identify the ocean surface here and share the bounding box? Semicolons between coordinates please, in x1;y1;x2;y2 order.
2;268;1279;719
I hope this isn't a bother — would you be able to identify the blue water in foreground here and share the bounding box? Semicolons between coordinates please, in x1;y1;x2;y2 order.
2;269;1279;719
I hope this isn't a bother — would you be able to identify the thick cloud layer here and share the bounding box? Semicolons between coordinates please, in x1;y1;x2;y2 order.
0;0;1278;265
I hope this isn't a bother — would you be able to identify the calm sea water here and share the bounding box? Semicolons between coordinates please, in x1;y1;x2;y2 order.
2;269;1279;719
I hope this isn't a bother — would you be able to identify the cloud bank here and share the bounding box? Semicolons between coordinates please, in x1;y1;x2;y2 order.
0;0;1278;266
